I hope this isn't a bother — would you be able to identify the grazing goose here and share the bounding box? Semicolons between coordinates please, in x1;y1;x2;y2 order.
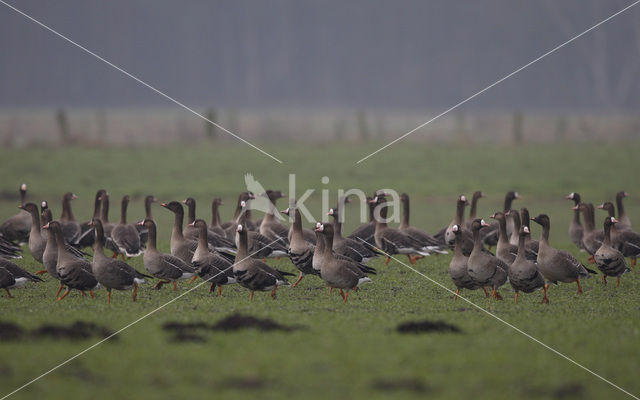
491;211;536;266
43;221;98;300
448;224;487;300
209;197;226;237
258;190;290;247
0;257;42;298
281;207;319;287
467;219;509;300
594;217;630;287
508;226;545;302
90;219;149;303
77;189;106;248
443;195;469;248
182;197;237;253
139;219;195;291
597;202;640;266
328;206;379;263
0;183;31;244
189;219;235;296
111;195;143;258
347;195;377;248
566;192;584;250
233;223;293;301
370;194;433;264
575;203;603;261
20;203;47;265
221;192;256;234
398;193;447;259
59;192;82;245
315;223;372;302
615;191;632;231
532;214;596;303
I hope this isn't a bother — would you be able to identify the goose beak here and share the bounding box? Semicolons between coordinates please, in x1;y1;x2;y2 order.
42;222;50;229
572;205;579;210
480;220;489;227
490;213;497;219
71;194;78;200
136;220;144;226
219;201;224;205
514;192;521;199
161;203;167;207
612;217;619;224
87;220;93;226
624;192;630;197
565;194;573;200
17;205;23;210
280;208;289;215
182;199;187;204
597;204;605;209
187;221;195;227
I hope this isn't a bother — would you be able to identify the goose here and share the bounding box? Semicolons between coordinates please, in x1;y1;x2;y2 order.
0;257;42;298
0;236;21;260
479;191;521;248
209;197;226;237
448;224;488;300
221;192;256;234
77;189;106;248
90;219;150;303
233;223;293;300
59;192;81;245
135;195;157;246
99;192;115;238
490;211;536;266
40;201;50;241
235;201;288;259
398;193;447;260
508;226;545;302
466;191;485;228
328;206;379;263
182;197;237;253
20;203;47;265
575;203;603;262
162;201;203;264
594;217;630;287
597;202;640;266
467;219;509;300
615;191;632;231
507;208;522;246
443;195;469;247
258;190;290;246
370;194;433;264
188;219;235;296
286;199;317;245
111;195;143;258
138;219;195;291
315;223;372;302
0;183;31;244
281;207;320;287
517;208;539;255
43;221;99;301
531;214;596;303
566;192;584;250
346;196;377;248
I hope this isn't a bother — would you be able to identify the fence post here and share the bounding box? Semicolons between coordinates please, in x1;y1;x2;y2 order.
205;108;217;140
56;109;71;145
512;111;523;144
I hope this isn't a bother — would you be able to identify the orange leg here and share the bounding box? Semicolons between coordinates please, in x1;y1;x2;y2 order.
4;288;13;298
602;275;607;285
632;258;637;268
616;277;621;288
111;252;118;259
482;287;490;298
107;290;112;304
588;255;595;264
173;281;178;292
514;292;519;303
339;289;346;301
407;255;415;264
453;288;459;300
343;290;349;303
153;280;169;290
249;291;254;301
576;279;583;294
81;290;86;297
57;289;71;301
353;286;359;292
132;284;138;302
270;285;278;299
487;246;492;252
218;286;223;297
55;284;64;297
188;275;197;284
542;284;549;304
90;290;95;299
385;257;390;265
292;274;304;287
209;283;215;293
120;254;126;261
35;269;47;275
328;286;333;295
491;289;503;300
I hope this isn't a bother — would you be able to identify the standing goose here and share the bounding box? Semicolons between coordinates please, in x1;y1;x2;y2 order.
59;192;81;245
466;191;485;227
20;203;47;266
575;203;603;262
162;201;199;264
532;214;596;303
189;219;235;296
490;211;536;266
328;206;379;263
615;191;632;231
40;202;50;242
597;202;640;265
0;183;31;244
43;221;98;300
182;197;237;253
282;207;319;287
90;219;149;303
221;192;256;234
0;258;42;298
99;193;115;237
286;200;317;245
209;197;226;237
77;189;106;248
315;223;372;302
443;195;469;248
370;194;432;264
138;219;195;291
111;195;143;258
135;195;157;246
566;192;584;250
233;223;293;301
594;217;630;287
480;191;521;248
236;201;288;259
347;195;378;248
258;190;290;247
517;208;539;255
448;224;487;300
507;208;522;246
398;193;447;259
467;219;509;300
508;226;545;302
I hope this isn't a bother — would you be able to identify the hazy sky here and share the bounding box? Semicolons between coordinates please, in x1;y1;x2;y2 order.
1;0;639;110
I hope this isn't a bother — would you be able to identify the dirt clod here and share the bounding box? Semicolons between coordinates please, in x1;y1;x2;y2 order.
0;321;25;340
396;320;461;334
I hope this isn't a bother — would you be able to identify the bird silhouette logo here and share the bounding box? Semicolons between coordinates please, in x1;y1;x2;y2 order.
244;173;286;220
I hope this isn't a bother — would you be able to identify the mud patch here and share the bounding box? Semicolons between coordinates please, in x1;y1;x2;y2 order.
31;321;115;341
211;314;300;332
553;383;585;399
372;378;430;393
396;320;461;334
0;322;25;340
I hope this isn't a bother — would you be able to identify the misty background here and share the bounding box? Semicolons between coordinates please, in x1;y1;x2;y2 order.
1;0;639;144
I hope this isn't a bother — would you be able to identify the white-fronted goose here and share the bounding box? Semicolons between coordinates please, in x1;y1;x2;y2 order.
467;219;508;300
313;222;375;278
466;191;484;228
507;208;522;246
398;193;447;260
575;203;603;261
20;203;46;266
615;191;632;231
0;257;42;298
209;197;226;237
286;199;317;245
370;194;433;264
182;197;237;253
532;214;596;303
59;192;81;245
235;201;288;259
221;192;256;234
566;192;584;250
40;201;50;241
189;219;235;295
448;224;487;300
258;190;290;247
139;219;195;291
597;202;640;266
0;235;21;260
508;226;544;302
135;195;157;246
43;221;98;300
491;211;536;266
347;196;377;248
517;208;539;255
77;189;106;248
90;219;149;303
233;223;293;300
315;223;372;302
328;206;379;263
111;195;143;258
444;195;469;247
594;217;630;287
0;183;31;244
281;207;319;287
162;201;200;264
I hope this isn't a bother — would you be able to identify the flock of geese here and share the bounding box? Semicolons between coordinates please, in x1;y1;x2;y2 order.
0;184;637;304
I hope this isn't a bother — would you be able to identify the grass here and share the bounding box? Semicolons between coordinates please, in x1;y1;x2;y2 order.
0;141;639;400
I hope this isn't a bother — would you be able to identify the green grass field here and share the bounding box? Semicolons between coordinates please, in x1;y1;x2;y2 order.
0;141;639;400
